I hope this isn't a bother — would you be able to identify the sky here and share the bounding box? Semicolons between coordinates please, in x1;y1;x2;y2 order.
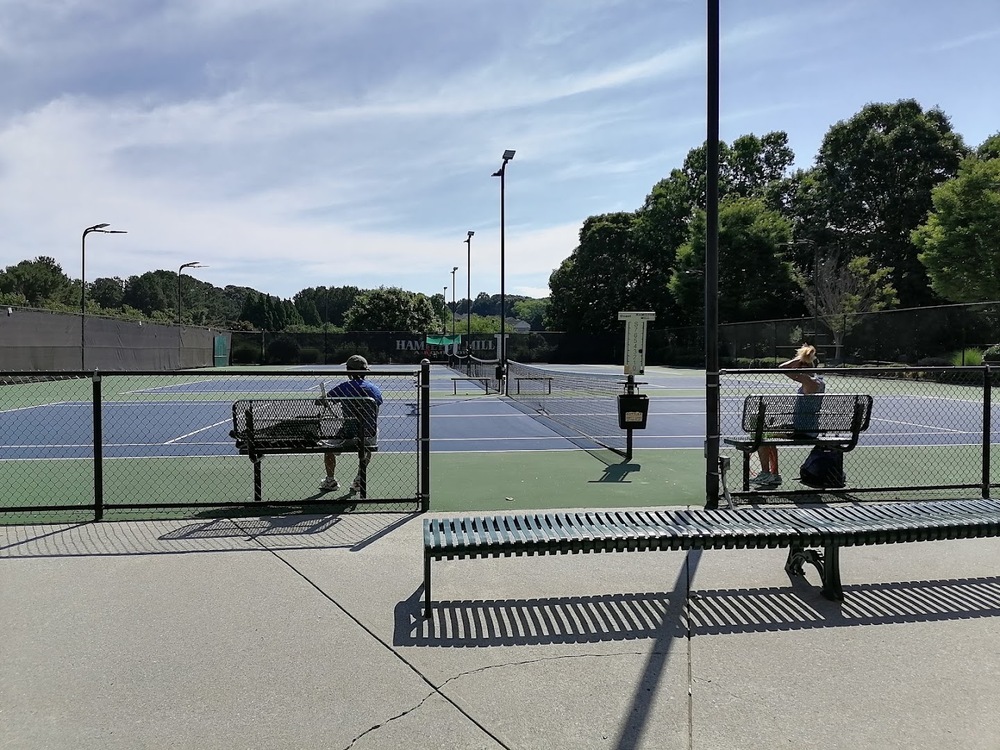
1;0;999;303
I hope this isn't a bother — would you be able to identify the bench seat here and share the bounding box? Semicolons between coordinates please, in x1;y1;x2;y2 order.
422;499;1000;616
231;397;378;501
723;393;873;494
450;376;493;394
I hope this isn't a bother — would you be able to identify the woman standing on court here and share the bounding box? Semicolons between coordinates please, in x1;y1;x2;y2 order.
751;344;825;488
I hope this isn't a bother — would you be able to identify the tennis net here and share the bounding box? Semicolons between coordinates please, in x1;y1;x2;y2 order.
506;361;628;456
468;355;500;390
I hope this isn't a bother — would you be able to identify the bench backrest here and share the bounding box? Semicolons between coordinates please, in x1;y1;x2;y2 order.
740;393;873;435
231;397;378;447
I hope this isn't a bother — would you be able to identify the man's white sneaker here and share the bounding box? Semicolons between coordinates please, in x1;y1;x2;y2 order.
319;477;341;492
351;476;363;492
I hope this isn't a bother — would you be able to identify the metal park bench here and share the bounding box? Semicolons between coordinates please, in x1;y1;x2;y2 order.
511;376;553;395
723;393;873;493
450;376;493;394
230;396;378;502
422;500;1000;617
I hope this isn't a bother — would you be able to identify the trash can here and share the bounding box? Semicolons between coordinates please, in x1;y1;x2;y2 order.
617;393;649;430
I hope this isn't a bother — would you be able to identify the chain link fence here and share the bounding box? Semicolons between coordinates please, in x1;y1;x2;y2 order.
0;368;429;523
719;366;996;503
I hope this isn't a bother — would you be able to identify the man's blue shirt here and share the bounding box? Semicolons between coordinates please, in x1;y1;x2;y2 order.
328;378;383;405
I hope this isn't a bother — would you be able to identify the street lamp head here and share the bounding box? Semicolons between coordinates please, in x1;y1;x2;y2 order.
179;261;205;271
467;231;474;239
103;229;128;234
90;223;110;230
452;266;459;272
502;149;516;161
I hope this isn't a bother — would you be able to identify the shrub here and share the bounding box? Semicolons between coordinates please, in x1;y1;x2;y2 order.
231;344;260;365
949;348;983;366
299;347;321;364
916;357;952;368
266;336;301;364
983;344;1000;363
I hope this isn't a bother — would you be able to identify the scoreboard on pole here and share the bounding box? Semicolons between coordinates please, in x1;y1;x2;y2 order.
618;311;656;376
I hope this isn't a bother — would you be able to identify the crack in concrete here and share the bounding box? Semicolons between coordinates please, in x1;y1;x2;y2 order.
339;650;672;749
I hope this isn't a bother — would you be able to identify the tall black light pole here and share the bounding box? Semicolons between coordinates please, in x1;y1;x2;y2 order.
177;261;206;325
81;223;127;370
491;149;515;369
464;231;474;345
451;266;458;337
705;0;721;507
443;286;448;336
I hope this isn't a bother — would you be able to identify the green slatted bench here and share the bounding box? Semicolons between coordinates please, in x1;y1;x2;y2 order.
723;394;874;492
422;500;1000;617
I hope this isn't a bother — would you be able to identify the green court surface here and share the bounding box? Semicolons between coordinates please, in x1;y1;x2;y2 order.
429;448;706;513
3;364;998;524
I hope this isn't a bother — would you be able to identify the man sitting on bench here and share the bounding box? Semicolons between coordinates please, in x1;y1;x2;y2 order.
753;343;825;489
319;355;383;493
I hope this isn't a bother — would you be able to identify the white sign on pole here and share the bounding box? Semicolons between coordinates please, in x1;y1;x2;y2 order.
618;311;656;375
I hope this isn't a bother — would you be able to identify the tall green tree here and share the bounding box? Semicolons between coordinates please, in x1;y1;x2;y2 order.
977;132;1000;161
123;272;170;316
548;212;659;332
90;277;126;309
800;99;968;307
343;287;437;332
913;155;1000;302
0;256;72;307
669;197;798;325
795;254;898;361
513;299;549;330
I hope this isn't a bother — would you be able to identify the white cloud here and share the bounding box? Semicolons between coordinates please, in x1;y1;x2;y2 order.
2;0;998;305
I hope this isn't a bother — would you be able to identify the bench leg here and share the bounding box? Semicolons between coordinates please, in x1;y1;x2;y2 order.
252;458;263;503
821;544;844;601
358;449;367;499
785;545;845;601
742;453;750;491
423;553;432;618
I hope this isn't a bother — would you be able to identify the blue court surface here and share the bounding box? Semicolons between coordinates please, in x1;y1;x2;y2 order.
0;364;992;461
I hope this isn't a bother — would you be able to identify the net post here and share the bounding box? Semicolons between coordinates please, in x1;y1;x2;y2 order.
419;359;431;511
92;372;104;521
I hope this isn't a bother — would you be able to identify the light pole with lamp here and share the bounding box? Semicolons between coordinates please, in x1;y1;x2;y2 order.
177;262;207;325
451;266;458;338
491;149;515;374
464;231;474;346
81;223;127;370
443;286;448;336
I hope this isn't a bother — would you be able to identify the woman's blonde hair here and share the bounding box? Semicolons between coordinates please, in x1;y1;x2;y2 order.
796;344;818;365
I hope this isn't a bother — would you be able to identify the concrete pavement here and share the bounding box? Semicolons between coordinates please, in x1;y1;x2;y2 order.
3;512;1000;749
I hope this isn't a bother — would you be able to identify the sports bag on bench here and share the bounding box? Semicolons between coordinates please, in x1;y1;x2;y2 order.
799;446;846;488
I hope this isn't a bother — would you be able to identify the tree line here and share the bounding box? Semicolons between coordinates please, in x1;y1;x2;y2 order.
0;256;548;334
548;99;1000;338
2;99;997;335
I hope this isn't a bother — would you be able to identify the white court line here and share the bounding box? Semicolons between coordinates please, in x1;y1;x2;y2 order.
0;401;72;415
164;419;230;444
870;417;964;433
120;379;215;394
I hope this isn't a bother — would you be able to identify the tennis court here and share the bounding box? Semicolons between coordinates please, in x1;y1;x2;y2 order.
1;363;997;522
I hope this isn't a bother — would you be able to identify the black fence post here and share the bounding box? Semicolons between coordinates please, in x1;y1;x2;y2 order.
92;372;104;521
419;359;431;512
983;366;992;498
